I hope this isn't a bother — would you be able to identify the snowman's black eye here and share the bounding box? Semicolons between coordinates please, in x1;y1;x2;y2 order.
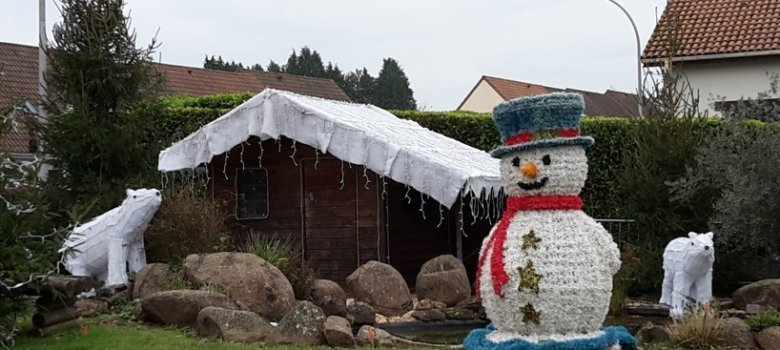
542;155;551;166
511;157;520;167
690;242;694;246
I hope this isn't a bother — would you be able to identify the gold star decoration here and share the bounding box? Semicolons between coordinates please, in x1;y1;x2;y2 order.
522;303;541;325
518;260;542;294
521;230;541;250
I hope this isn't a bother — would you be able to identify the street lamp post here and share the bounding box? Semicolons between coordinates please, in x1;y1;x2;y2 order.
606;0;643;117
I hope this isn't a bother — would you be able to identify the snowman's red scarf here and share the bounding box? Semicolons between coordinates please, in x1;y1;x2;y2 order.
475;195;583;299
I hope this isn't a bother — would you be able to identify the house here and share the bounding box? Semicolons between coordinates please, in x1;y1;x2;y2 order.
0;41;349;160
642;0;780;116
158;89;502;285
457;75;640;117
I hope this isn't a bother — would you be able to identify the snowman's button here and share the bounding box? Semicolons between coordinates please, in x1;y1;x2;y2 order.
521;230;542;250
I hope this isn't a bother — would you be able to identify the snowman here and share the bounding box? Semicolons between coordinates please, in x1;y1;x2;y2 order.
465;93;635;350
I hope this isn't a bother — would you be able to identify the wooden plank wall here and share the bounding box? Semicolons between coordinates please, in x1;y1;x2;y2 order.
211;137;380;284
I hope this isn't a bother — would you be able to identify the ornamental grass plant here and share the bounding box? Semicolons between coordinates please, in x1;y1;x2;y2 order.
666;306;725;349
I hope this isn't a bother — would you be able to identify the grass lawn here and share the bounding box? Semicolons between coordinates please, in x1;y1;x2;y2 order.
12;318;334;350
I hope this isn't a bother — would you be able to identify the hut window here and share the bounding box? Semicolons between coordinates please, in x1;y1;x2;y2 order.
235;168;269;220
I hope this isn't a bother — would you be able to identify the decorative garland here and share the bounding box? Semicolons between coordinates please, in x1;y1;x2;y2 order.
464;325;637;350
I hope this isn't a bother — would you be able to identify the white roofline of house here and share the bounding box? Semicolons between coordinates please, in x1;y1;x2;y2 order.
642;49;780;66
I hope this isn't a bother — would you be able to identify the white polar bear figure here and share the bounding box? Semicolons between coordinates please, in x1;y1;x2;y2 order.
60;188;162;288
660;231;715;318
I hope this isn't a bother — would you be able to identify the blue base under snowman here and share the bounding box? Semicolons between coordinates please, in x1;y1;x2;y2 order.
464;325;637;350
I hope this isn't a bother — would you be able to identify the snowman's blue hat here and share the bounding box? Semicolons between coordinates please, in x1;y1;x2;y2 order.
489;93;594;158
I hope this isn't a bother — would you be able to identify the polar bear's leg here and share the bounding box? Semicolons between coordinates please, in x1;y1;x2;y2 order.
127;239;146;273
695;269;713;307
105;239;129;289
67;263;90;277
671;271;694;318
660;268;674;305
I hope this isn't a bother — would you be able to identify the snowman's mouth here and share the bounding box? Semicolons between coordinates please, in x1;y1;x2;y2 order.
517;177;549;190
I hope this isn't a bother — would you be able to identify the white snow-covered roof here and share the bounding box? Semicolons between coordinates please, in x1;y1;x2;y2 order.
158;89;502;208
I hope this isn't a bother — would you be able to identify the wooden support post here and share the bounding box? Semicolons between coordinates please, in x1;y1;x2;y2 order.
33;307;81;328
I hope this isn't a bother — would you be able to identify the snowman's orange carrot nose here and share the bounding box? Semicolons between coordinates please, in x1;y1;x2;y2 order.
521;162;538;178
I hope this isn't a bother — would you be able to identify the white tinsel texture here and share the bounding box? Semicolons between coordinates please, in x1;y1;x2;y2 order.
660;232;715;318
59;189;162;288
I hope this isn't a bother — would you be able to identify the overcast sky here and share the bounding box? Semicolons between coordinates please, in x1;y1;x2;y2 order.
1;0;667;110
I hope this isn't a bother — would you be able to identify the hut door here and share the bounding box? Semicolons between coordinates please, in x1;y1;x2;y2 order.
301;158;360;284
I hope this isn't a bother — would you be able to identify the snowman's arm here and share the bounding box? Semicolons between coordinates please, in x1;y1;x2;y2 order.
589;220;621;275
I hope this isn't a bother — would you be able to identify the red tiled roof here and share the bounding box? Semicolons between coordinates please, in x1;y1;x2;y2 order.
0;41;350;154
643;0;780;62
0;42;39;154
156;64;350;101
460;75;640;117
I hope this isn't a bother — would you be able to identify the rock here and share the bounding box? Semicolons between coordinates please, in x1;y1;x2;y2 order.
756;326;780;350
733;279;780;310
415;299;447;310
746;303;769;314
356;325;395;347
98;314;127;326
444;307;478;320
140;290;238;327
73;299;108;317
389;310;416;323
324;316;355;348
719;298;735;310
347;300;376;325
415;255;471;306
132;263;177;300
183;252;295;320
275;301;327;345
456;296;487;319
636;322;670;343
311;279;347;317
347;261;412;316
716;317;756;349
375;314;389;324
412;309;446;322
108;288;132;306
197;306;276;343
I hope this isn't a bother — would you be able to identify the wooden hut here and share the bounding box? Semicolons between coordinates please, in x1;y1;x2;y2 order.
158;89;502;285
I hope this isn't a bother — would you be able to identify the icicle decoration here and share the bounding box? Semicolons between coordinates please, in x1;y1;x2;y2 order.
339;160;345;190
381;176;387;200
289;140;298;166
405;185;412;204
258;140;264;168
419;192;427;220
437;203;444;228
362;165;371;190
314;149;320;170
459;193;468;238
239;142;246;170
277;138;282;152
222;152;229;180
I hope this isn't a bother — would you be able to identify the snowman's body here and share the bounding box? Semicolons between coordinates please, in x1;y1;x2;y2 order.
479;210;620;342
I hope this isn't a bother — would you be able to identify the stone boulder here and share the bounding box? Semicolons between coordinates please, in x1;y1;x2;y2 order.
716;317;756;349
324;316;355;348
356;325;395;347
346;261;412;316
636;322;670;344
444;307;478;320
275;301;327;345
197;306;276;343
73;299;108;317
347;300;376;325
140;290;238;327
415;255;471;306
732;279;780;310
183;252;295;320
311;279;347;317
132;263;177;300
415;299;447;311
412;309;446;322
756;326;780;350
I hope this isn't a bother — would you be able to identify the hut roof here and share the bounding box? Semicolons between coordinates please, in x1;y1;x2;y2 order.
158;89;502;208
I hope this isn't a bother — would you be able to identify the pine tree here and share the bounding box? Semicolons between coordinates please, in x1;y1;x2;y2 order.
267;60;282;72
283;50;300;74
373;58;416;110
250;63;264;72
296;47;326;77
42;0;163;214
343;68;376;104
325;62;345;88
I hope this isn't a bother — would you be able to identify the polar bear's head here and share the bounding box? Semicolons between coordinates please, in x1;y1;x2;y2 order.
123;188;162;212
682;231;715;274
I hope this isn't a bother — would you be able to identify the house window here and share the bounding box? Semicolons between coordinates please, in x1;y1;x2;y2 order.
235;168;269;220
